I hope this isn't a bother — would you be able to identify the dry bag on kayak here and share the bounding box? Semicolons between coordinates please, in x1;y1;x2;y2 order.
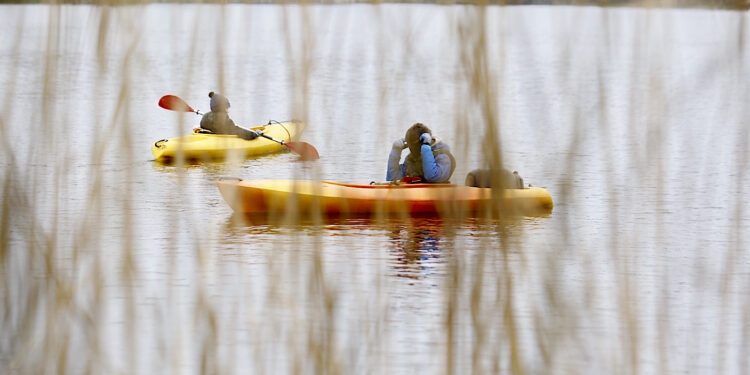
465;169;524;189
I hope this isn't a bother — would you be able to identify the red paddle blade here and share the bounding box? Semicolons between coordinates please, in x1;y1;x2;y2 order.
285;142;320;160
158;95;195;112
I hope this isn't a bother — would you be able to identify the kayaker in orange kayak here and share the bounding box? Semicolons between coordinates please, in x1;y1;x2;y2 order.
387;123;456;183
199;92;260;140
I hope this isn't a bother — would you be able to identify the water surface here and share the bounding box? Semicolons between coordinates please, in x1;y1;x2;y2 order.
1;3;748;374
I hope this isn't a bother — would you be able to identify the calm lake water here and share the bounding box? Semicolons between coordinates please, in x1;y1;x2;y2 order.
1;3;749;374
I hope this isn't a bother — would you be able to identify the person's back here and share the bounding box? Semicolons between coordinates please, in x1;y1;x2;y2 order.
200;111;236;134
199;92;259;140
387;123;456;183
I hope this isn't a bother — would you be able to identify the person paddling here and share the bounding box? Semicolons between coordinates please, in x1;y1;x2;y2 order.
199;92;260;140
387;122;456;183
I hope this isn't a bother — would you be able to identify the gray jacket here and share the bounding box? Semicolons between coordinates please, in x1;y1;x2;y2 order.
199;112;258;140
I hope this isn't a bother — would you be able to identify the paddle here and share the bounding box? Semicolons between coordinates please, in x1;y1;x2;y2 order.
158;95;202;115
158;95;320;160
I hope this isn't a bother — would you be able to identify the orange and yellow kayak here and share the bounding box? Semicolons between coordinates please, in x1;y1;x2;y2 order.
217;180;553;216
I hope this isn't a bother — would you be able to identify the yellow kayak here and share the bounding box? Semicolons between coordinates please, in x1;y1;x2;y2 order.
152;120;305;162
217;180;553;216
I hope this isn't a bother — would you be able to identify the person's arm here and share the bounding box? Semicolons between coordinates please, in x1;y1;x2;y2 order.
235;125;259;140
200;113;213;131
420;145;452;183
225;118;259;140
386;148;406;181
387;138;406;181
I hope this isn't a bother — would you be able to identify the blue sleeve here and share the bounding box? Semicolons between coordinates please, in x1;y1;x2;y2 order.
421;145;452;183
386;148;405;181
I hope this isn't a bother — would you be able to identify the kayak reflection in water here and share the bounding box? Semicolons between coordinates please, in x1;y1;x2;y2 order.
199;91;260;140
387;122;456;183
389;217;443;280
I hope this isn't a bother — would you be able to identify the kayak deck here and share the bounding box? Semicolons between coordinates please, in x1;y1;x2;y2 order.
152;120;304;162
217;180;553;216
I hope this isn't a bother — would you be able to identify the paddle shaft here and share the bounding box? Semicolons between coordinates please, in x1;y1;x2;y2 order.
185;105;301;152
159;94;319;159
259;133;286;145
159;95;266;135
187;107;287;145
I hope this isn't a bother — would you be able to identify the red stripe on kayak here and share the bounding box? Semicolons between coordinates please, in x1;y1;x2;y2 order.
322;181;457;189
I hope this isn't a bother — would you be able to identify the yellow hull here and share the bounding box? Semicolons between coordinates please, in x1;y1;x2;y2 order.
152;121;305;161
218;180;554;216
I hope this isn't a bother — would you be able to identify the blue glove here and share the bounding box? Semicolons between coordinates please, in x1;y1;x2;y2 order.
392;137;407;150
419;133;432;145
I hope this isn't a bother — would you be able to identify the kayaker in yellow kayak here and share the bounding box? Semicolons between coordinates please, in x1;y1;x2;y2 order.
387;123;456;183
199;92;260;140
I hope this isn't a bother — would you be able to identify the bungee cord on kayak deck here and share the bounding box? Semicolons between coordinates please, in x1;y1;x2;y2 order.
267;119;294;142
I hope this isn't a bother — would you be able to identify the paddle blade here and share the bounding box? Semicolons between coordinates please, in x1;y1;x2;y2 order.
285;142;320;160
158;95;195;112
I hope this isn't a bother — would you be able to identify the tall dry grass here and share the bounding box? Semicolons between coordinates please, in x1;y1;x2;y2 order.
1;1;748;374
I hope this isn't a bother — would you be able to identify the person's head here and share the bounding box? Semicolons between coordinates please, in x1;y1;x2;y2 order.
405;122;432;155
209;91;230;112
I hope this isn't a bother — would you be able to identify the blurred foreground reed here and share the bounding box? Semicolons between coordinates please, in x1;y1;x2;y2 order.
1;1;748;374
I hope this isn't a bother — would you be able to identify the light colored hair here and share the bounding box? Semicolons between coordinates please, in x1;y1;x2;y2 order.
405;122;431;156
405;123;431;145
